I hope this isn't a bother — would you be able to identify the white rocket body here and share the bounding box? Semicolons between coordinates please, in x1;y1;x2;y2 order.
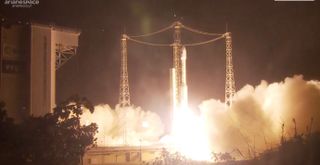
170;46;189;133
170;46;188;111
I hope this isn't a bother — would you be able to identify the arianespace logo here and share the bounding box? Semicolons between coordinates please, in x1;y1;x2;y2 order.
4;0;39;8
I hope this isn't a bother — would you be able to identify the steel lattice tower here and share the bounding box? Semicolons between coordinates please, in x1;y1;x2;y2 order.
119;34;131;107
172;22;183;108
225;32;236;107
118;23;236;108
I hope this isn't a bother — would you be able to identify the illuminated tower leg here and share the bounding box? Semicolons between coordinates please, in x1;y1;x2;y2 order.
170;22;182;133
119;34;131;107
119;34;131;146
180;47;188;109
225;32;236;107
172;21;182;110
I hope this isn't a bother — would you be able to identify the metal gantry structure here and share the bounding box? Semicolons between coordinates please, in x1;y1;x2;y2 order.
55;43;78;70
172;22;183;108
118;21;236;108
119;35;131;107
225;32;236;107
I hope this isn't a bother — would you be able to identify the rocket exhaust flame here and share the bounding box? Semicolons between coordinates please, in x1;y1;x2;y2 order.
170;106;212;161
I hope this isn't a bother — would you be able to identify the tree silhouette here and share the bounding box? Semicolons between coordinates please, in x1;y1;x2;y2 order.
0;96;98;165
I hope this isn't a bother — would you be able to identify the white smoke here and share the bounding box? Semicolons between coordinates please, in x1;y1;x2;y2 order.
200;75;320;156
80;75;320;159
80;104;164;146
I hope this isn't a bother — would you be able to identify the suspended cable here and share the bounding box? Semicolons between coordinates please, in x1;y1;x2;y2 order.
181;24;224;36
127;34;226;47
128;23;174;38
126;36;172;47
184;35;225;47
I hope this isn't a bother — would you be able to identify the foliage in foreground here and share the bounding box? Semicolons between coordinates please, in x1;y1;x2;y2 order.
0;96;98;165
253;131;320;165
144;148;211;165
213;122;320;165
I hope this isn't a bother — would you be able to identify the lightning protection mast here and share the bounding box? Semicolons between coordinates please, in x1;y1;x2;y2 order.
225;32;236;107
119;34;131;108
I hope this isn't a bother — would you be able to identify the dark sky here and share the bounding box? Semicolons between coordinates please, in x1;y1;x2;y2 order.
1;0;320;119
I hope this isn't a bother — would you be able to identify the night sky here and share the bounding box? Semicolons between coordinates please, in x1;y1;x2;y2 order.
1;0;319;119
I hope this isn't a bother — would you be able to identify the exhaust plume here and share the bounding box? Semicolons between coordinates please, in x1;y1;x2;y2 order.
80;75;320;160
200;75;320;155
80;105;164;146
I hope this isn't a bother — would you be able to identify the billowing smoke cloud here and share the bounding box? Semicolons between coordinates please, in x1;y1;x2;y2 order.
80;105;164;146
80;75;320;159
200;75;320;156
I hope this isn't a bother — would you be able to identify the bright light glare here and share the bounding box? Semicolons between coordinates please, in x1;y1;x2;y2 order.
142;121;149;128
171;106;212;161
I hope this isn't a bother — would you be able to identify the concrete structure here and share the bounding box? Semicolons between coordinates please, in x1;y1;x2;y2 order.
0;22;80;121
0;24;29;121
82;146;164;165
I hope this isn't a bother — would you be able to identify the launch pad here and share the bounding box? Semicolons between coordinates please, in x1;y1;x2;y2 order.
119;21;236;110
117;22;237;157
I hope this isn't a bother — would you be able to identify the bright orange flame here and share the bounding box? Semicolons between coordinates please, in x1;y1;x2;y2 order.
170;105;212;161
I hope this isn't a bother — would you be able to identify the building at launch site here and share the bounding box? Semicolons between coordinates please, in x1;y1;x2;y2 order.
82;146;163;165
0;21;80;121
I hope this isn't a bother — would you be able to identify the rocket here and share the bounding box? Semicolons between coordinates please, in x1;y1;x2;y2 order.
170;46;188;112
169;46;188;133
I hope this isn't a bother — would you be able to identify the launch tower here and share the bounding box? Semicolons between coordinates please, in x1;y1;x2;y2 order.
118;21;236;109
